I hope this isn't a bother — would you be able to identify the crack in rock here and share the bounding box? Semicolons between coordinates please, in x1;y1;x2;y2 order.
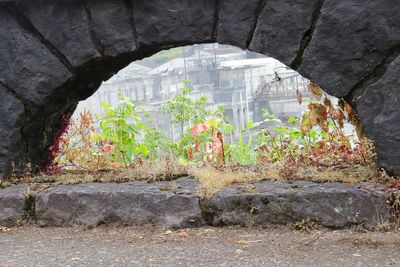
246;0;266;48
83;0;105;56
291;0;326;69
212;0;220;41
346;43;400;106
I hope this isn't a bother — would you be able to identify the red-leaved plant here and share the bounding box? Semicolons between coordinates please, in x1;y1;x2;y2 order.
44;114;71;174
190;118;225;165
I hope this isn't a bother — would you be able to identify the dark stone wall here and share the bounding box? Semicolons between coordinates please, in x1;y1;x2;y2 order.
0;0;399;177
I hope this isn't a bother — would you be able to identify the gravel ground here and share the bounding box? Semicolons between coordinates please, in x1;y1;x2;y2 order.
1;226;400;267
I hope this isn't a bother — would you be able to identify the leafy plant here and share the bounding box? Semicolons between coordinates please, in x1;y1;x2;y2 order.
227;122;260;165
93;95;149;166
190;117;225;165
257;83;370;173
53;111;117;171
293;218;315;232
142;127;172;158
160;80;210;135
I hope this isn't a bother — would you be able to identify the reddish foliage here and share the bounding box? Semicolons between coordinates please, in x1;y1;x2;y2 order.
100;142;113;153
187;147;194;161
43;114;71;174
191;123;207;137
194;139;200;152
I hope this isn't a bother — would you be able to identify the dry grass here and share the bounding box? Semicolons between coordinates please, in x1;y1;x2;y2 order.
375;219;400;232
190;166;266;198
294;164;380;184
375;190;400;231
6;158;388;199
12;158;188;186
190;163;382;198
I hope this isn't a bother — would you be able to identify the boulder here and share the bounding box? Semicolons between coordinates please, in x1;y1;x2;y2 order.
0;184;28;226
217;0;261;49
36;178;204;228
205;181;389;229
0;7;72;105
17;0;101;66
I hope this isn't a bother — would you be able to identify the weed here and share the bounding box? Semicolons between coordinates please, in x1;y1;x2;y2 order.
375;216;398;232
388;190;400;220
94;95;149;165
293;218;316;232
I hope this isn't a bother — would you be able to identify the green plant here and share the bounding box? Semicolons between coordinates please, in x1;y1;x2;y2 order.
160;81;229;162
160;80;210;135
142;127;172;158
227;121;261;165
93;95;149;166
255;83;369;171
293;218;315;232
256;113;313;163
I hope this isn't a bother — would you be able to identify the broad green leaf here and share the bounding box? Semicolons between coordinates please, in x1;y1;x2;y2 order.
246;121;260;129
287;117;299;124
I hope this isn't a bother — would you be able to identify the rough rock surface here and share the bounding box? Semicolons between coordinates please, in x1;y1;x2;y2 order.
217;0;261;49
204;181;390;230
356;56;400;175
0;184;28;226
249;0;321;66
133;0;216;47
299;0;400;97
85;0;136;56
36;178;204;228
0;85;25;175
0;7;72;105
16;0;101;67
0;0;399;176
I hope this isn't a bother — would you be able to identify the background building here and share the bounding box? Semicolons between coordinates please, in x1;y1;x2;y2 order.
74;44;310;138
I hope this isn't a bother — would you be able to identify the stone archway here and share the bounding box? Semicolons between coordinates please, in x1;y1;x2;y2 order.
0;0;399;177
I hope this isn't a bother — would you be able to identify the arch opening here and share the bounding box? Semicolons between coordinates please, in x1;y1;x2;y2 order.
1;0;399;179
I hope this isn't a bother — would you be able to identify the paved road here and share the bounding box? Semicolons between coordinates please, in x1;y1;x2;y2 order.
1;226;400;267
